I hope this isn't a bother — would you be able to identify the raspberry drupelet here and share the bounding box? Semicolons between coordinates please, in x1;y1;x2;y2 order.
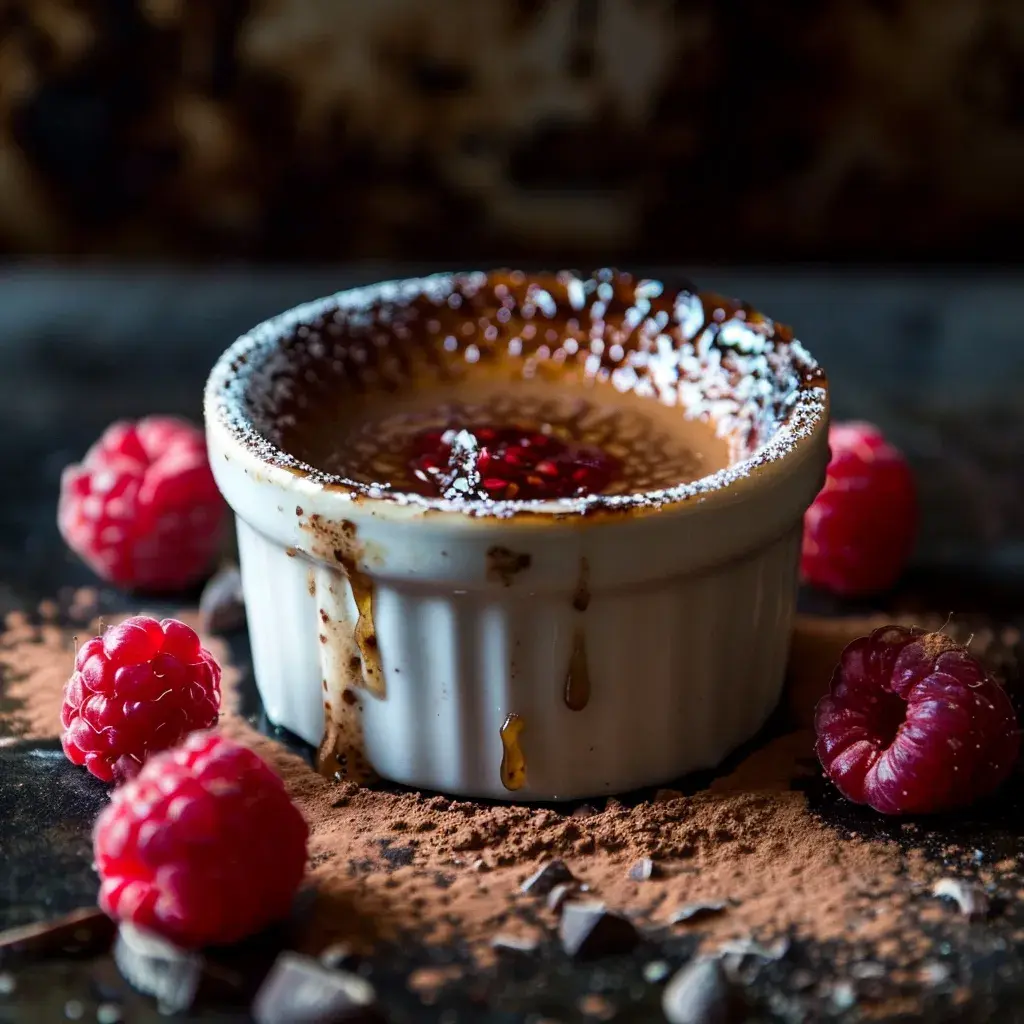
815;626;1020;815
93;732;309;948
58;417;226;591
61;616;221;783
801;422;917;597
408;425;618;501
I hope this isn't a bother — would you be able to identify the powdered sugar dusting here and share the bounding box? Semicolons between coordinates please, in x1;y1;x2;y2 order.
205;271;827;517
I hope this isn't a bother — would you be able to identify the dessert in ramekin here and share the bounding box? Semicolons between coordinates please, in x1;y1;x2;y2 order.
204;270;829;800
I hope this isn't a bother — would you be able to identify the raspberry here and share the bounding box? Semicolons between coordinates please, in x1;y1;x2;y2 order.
409;425;619;501
58;417;226;591
801;422;917;597
815;626;1020;814
94;732;308;948
61;616;221;783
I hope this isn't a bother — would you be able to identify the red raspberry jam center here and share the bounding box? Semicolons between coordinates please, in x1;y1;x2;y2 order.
408;425;620;501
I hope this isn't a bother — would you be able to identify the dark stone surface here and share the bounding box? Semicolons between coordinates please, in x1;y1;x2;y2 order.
3;268;1024;1022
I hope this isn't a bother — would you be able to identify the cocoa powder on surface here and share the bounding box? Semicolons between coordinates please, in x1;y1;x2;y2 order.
0;605;1008;999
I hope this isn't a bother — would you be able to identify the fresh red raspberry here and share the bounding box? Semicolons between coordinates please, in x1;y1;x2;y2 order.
801;422;917;596
409;425;619;501
58;417;226;591
61;616;221;783
94;732;308;948
815;626;1020;814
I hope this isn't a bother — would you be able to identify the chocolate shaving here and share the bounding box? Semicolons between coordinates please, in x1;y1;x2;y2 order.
628;857;659;881
662;958;734;1024
521;859;576;896
919;961;953;987
319;942;359;971
830;980;858;1011
252;952;382;1024
932;878;991;920
490;933;540;955
0;907;115;963
558;902;640;960
113;923;204;1015
670;901;728;925
718;936;791;978
545;883;580;913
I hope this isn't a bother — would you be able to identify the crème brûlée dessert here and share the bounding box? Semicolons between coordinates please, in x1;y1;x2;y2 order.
204;270;829;800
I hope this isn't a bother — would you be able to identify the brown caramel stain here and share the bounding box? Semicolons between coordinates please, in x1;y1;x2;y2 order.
499;713;527;791
307;568;316;597
317;698;376;784
316;605;378;784
317;702;342;778
572;556;590;612
300;513;386;700
486;546;531;587
564;628;590;711
304;515;387;783
564;556;591;710
337;553;385;699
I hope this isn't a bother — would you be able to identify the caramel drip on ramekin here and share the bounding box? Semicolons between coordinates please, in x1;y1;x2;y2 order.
499;713;527;791
564;628;591;712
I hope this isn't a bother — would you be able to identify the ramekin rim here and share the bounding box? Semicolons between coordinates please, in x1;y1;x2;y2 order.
204;271;829;524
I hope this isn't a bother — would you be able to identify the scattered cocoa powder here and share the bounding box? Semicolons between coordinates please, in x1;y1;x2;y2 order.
0;604;1012;1012
0;613;78;740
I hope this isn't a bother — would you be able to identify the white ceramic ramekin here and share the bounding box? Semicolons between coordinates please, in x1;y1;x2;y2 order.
204;272;829;800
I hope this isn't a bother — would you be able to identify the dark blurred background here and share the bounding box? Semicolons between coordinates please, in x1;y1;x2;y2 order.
1;0;1024;600
1;0;1023;264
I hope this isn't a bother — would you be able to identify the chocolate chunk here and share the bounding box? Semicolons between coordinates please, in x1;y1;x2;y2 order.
319;943;358;971
662;958;733;1024
113;924;204;1015
628;858;659;881
198;566;246;634
521;858;576;896
718;936;790;977
559;901;639;960
932;878;991;920
546;882;579;913
830;981;857;1011
919;960;952;987
0;907;115;962
490;933;539;955
670;901;728;924
642;960;671;983
850;961;885;980
253;952;381;1024
789;969;815;992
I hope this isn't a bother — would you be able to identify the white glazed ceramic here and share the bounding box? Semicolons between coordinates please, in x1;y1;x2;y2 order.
204;272;830;800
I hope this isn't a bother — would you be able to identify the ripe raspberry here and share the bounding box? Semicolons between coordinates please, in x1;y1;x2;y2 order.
58;417;226;591
61;616;221;783
94;732;308;948
815;626;1020;814
409;425;618;501
801;422;917;596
